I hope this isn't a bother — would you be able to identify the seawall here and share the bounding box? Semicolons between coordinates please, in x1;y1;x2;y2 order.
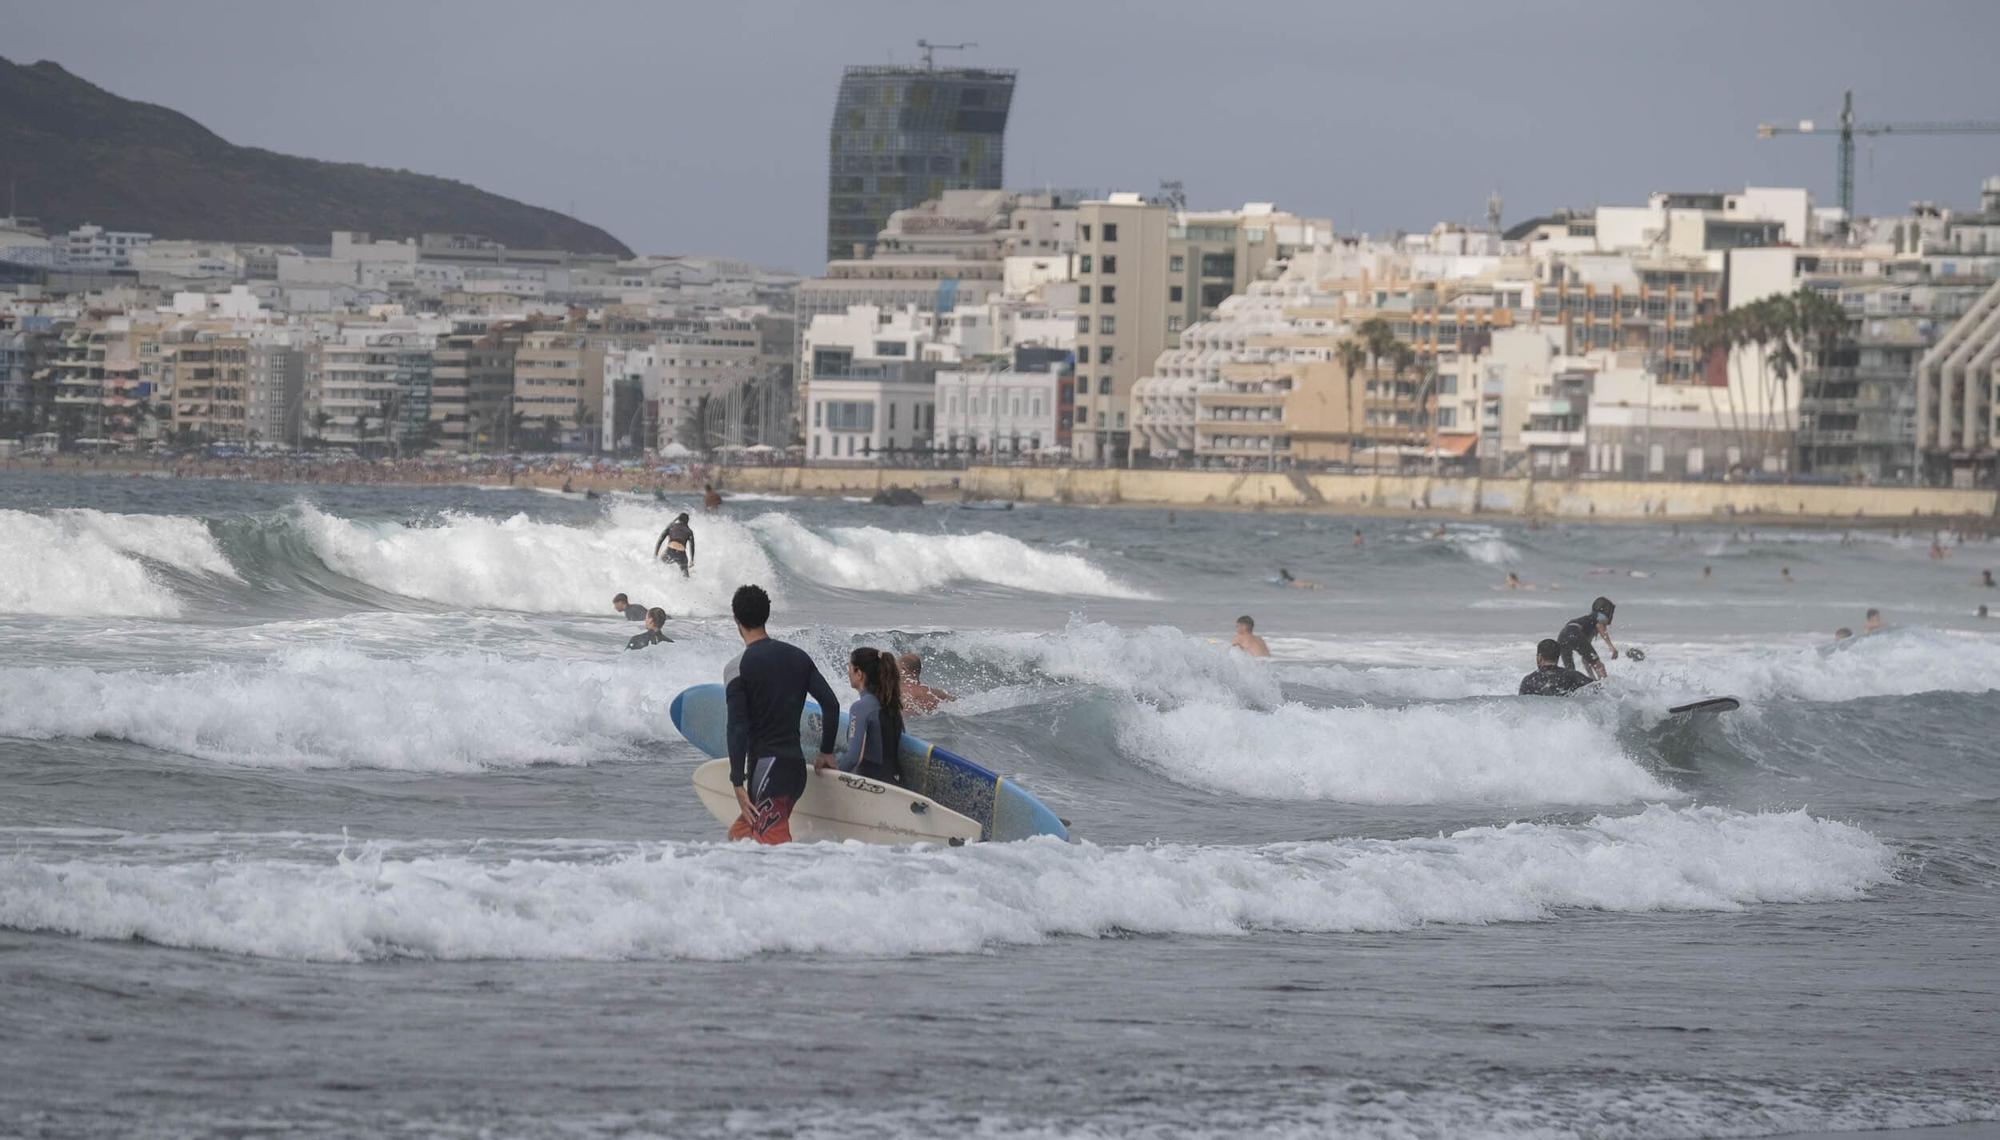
717;466;1998;522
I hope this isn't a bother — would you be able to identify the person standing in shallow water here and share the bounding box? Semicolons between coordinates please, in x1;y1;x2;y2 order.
724;585;838;845
830;647;906;787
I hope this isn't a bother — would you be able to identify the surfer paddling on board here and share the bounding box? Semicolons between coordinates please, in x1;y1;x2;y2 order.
724;585;838;845
1231;615;1271;657
654;513;696;577
1554;596;1619;679
897;653;954;714
831;647;907;786
1519;637;1594;696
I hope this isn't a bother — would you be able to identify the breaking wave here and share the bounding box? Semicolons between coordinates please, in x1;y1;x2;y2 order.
748;513;1149;598
0;806;1894;961
0;508;237;617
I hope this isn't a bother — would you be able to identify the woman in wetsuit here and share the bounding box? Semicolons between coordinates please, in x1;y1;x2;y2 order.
838;647;906;787
654;513;696;577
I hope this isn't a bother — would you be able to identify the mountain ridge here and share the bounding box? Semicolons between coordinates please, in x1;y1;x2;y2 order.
0;58;633;257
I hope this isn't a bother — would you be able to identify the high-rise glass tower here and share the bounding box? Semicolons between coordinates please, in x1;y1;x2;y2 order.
825;63;1016;265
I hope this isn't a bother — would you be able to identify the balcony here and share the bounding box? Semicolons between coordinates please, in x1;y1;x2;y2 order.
1521;429;1586;448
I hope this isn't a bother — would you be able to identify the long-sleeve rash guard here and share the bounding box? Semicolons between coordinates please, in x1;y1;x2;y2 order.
725;638;838;795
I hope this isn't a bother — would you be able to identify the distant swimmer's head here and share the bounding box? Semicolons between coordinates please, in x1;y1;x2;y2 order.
1979;604;1990;619
1866;608;1881;618
1591;597;1615;625
1536;637;1561;665
897;651;923;679
1278;568;1293;581
646;607;667;631
732;584;771;634
612;593;629;611
1835;627;1853;640
1236;615;1255;634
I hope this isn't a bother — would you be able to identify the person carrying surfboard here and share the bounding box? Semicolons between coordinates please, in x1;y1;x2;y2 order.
724;585;839;845
830;647;906;787
654;513;696;577
1519;637;1594;696
1554;597;1618;679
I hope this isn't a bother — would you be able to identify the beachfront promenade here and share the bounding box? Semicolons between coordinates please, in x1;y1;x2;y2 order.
718;465;1999;522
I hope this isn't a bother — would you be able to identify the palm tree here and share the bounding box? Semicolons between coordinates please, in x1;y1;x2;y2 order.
1386;342;1417;472
1355;319;1396;472
310;410;332;451
1336;339;1367;468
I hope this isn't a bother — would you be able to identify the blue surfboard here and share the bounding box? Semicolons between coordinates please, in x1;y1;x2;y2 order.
668;683;1070;843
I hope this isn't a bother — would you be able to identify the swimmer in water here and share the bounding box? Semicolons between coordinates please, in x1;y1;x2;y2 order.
612;593;647;621
1518;637;1594;696
1781;566;1794;585
1834;627;1853;641
1865;608;1884;634
626;607;673;650
1230;615;1271;658
897;653;954;714
1274;567;1319;591
1352;528;1364;548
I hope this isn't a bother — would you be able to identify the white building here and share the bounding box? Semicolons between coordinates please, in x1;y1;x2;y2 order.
601;317;764;453
933;349;1070;457
64;224;151;269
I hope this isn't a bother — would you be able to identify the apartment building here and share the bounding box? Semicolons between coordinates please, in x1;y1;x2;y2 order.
429;320;525;453
1070;195;1328;463
306;328;439;452
164;330;253;444
514;331;605;450
244;335;306;448
601;317;764;453
64;224;151;270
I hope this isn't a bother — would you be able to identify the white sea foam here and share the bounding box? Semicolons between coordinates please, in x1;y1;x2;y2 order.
749;514;1149;598
0;645;730;770
1117;697;1668;805
294;502;774;614
0;806;1893;962
0;509;237;617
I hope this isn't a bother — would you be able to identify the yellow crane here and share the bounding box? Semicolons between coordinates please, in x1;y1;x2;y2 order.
1757;90;2000;239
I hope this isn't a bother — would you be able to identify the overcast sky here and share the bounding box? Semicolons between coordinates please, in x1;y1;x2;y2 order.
7;0;1998;271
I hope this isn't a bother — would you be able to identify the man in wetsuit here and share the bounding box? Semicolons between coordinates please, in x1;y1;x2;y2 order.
612;593;647;621
724;584;838;845
1555;596;1618;679
1519;638;1594;696
654;513;696;577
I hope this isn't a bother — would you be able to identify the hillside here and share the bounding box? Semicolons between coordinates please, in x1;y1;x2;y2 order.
0;58;632;257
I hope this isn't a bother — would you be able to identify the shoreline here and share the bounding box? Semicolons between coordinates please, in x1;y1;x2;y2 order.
6;454;1995;532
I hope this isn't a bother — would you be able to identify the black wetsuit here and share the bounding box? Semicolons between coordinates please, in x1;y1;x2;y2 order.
1519;664;1594;696
658;522;695;576
621;603;648;621
1555;613;1603;672
725;638;839;800
626;628;672;651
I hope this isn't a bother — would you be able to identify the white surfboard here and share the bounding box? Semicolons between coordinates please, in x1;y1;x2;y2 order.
689;759;983;846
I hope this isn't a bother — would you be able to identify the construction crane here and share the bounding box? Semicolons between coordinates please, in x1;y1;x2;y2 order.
915;39;975;69
1757;90;2000;239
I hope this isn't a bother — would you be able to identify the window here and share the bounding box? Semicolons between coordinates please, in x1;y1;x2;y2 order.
1169;285;1183;303
1116;412;1125;429
813;436;821;456
813;402;822;427
888;403;897;430
1077;316;1090;333
1168;315;1184;332
1102;223;1118;242
1101;285;1116;304
1097;411;1106;428
1078;285;1091;303
1098;377;1112;395
1101;255;1117;274
1098;345;1113;364
1170;254;1184;273
1079;254;1092;273
1077;379;1091;399
825;401;876;432
1099;316;1116;335
1080;224;1092;241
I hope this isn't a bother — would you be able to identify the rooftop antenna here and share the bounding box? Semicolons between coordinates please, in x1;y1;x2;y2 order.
1486;190;1504;234
1158;179;1187;211
916;39;975;69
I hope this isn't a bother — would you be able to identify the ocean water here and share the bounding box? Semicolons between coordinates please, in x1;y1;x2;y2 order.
1;472;1996;1139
